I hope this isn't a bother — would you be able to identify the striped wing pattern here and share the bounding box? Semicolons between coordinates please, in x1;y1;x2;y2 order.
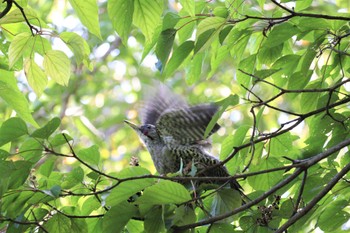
156;104;220;145
140;84;187;125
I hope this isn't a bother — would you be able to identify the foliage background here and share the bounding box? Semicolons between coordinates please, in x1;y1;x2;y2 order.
0;0;350;232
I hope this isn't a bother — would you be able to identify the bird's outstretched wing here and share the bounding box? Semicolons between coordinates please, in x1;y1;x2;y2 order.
140;83;187;125
156;104;220;145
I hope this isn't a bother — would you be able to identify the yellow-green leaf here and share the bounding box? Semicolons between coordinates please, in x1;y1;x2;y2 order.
43;50;71;86
8;32;33;68
68;0;102;39
133;0;163;41
24;58;47;96
108;0;134;43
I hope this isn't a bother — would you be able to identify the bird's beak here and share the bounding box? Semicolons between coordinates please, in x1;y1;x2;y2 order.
124;120;140;131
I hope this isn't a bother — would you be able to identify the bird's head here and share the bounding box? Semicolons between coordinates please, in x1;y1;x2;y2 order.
124;120;160;144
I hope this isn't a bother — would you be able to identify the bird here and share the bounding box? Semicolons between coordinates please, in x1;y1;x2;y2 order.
124;83;242;192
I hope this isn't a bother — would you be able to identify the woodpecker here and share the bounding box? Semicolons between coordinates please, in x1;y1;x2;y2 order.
124;84;242;191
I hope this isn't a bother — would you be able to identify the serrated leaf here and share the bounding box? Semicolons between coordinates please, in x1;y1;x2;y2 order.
247;158;284;190
162;12;181;30
133;0;163;41
43;50;71;86
108;0;134;43
164;40;194;77
61;166;84;189
106;167;153;206
77;145;100;167
0;8;38;25
205;94;239;138
210;189;241;223
264;23;300;48
31;117;60;139
179;0;195;17
49;133;73;147
0;70;38;127
8;32;33;68
155;28;176;70
136;180;191;205
68;0;101;39
187;52;204;85
0;117;28;146
103;202;137;233
196;17;226;38
24;58;47;96
60;32;90;65
144;206;165;233
220;125;250;160
44;214;71;233
19;138;43;163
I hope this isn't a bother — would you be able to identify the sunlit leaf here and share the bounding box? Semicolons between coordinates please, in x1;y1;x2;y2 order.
43;50;71;86
136;180;191;205
31;117;60;139
60;32;90;65
0;117;28;146
8;32;33;68
108;0;134;43
68;0;101;39
24;58;47;96
133;0;163;41
103;202;137;232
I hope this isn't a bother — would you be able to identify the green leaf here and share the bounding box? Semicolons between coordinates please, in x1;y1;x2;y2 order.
9;160;33;189
24;58;47;96
0;117;28;146
155;28;177;70
133;0;163;41
38;157;56;177
71;219;88;233
195;17;226;54
77;145;100;167
31;117;60;139
208;44;230;78
103;202;137;232
43;50;71;86
0;70;38;127
144;206;165;233
44;214;71;233
60;32;90;65
164;40;194;77
197;17;226;38
179;0;195;16
210;189;241;223
43;185;62;198
0;8;38;25
220;125;250;160
49;133;73;147
173;205;196;226
136;180;191;205
19;138;43;163
108;0;134;43
61;166;84;189
162;12;181;30
8;32;33;68
247;158;284;190
68;0;101;39
106;167;154;206
205;94;239;138
187;52;204;85
318;200;349;232
269;132;298;157
264;23;300;48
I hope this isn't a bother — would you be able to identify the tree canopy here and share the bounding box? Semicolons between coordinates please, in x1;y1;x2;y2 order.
1;0;350;232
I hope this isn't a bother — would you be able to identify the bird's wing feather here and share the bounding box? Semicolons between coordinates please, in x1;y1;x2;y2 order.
156;104;220;145
140;83;187;125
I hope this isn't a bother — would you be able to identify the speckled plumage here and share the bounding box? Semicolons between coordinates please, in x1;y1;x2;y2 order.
125;84;241;191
